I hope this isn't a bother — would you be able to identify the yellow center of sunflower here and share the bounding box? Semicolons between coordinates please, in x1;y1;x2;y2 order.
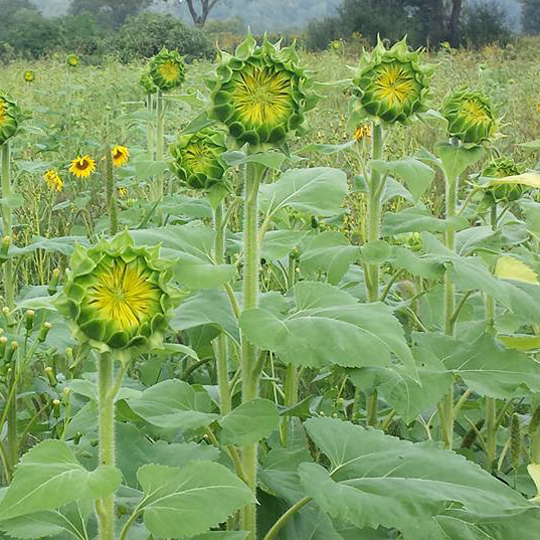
88;259;160;331
461;99;491;125
373;63;416;106
232;65;293;127
159;61;180;82
184;141;213;174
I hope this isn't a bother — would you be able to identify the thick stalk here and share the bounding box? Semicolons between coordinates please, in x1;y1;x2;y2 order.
1;142;14;308
152;91;165;201
214;203;231;416
366;123;383;303
240;160;264;539
441;176;458;449
281;363;298;447
97;353;116;540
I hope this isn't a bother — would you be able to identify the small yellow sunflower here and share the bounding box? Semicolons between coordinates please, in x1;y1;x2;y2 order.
44;170;63;192
354;123;371;142
118;187;128;198
112;145;130;167
67;54;79;68
24;70;35;83
69;155;96;178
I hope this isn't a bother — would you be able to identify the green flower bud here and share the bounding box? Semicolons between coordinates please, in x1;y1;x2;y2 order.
56;230;175;353
48;268;60;296
210;34;318;146
25;310;35;332
170;127;228;190
441;88;497;145
38;322;51;343
352;37;434;125
483;157;526;203
149;48;185;92
0;93;21;146
139;71;158;96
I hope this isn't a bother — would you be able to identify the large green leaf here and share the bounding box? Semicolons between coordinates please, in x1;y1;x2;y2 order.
137;462;253;538
130;225;235;289
434;142;484;182
300;418;534;533
239;282;416;377
382;207;467;236
300;231;361;285
260;167;348;217
220;398;279;446
192;533;249;540
372;158;435;203
0;440;121;521
125;379;219;431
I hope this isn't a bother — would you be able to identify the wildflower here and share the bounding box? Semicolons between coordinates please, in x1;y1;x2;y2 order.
67;54;79;68
111;145;130;167
44;170;63;192
24;70;35;83
149;48;185;92
69;155;96;179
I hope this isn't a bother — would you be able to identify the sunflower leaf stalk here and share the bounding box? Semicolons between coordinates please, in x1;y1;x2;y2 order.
105;146;118;236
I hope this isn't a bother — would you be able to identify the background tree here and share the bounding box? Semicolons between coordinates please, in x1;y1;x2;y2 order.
69;0;151;28
520;0;540;34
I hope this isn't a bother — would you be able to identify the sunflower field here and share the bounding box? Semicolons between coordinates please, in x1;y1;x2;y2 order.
0;33;540;540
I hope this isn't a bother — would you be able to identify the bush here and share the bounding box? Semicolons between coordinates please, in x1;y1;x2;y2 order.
109;13;215;63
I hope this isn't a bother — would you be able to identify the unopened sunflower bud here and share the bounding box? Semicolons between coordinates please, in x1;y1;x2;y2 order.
0;236;10;263
5;341;18;364
45;366;57;387
0;336;7;358
48;268;60;296
25;310;35;332
38;322;52;343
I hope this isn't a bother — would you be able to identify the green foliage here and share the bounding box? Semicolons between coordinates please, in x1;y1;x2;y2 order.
68;0;151;29
521;0;540;34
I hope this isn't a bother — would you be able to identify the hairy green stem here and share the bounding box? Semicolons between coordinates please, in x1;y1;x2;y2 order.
1;142;14;308
240;159;264;539
97;353;117;540
152;91;165;202
281;363;298;447
214;203;231;416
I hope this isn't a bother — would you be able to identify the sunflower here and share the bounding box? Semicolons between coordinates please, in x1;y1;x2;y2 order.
354;123;371;142
170;127;228;190
69;155;96;178
67;54;79;68
112;145;130;167
24;70;35;83
57;231;174;352
44;170;63;192
441;88;497;145
148;48;185;92
483;157;526;203
118;187;128;198
0;93;20;145
211;34;317;146
352;37;434;125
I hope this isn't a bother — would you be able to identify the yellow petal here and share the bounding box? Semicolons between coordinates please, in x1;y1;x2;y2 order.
495;256;539;285
489;172;540;188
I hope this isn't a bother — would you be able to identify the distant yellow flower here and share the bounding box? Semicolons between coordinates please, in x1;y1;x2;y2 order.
69;155;95;178
67;54;79;68
24;70;35;83
112;145;130;167
118;187;128;198
354;123;371;141
44;170;63;192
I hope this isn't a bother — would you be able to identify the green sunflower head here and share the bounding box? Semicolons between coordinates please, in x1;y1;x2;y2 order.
149;48;186;92
351;37;434;125
140;71;158;95
24;70;35;83
483;157;526;203
210;34;318;146
170;127;228;190
57;231;175;353
441;88;497;145
0;93;21;146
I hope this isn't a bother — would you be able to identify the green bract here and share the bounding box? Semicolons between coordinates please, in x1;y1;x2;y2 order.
170;128;228;190
0;93;21;145
57;231;174;353
149;48;185;92
483;157;526;203
210;34;318;146
140;71;158;95
442;88;497;145
352;37;434;125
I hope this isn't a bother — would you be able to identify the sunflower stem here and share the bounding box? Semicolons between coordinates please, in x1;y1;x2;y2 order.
105;146;118;237
440;172;459;450
240;158;264;540
153;90;165;202
1;141;14;309
214;203;231;416
97;352;118;540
